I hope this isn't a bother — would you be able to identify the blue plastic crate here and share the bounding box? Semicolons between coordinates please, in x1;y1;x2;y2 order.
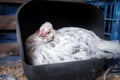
88;1;120;41
111;1;120;40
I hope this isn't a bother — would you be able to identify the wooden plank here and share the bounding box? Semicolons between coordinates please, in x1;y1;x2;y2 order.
0;16;16;30
0;43;19;57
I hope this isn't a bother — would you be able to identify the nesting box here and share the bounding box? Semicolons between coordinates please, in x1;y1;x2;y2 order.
16;0;104;80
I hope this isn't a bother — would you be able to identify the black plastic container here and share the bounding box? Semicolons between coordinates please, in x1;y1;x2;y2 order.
16;0;104;80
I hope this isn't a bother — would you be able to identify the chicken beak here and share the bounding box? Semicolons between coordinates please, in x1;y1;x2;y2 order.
39;32;47;37
39;29;45;37
39;32;44;37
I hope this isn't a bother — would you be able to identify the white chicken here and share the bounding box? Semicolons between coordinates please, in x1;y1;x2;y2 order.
26;22;55;65
26;22;120;65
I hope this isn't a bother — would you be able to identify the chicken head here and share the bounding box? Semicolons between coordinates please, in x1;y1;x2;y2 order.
39;22;55;41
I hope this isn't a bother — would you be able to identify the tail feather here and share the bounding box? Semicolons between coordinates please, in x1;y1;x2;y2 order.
98;40;120;54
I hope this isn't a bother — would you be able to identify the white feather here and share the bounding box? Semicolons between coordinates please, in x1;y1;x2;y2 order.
98;40;120;54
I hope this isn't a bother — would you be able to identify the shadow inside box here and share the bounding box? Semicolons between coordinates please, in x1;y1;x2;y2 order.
0;33;17;43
